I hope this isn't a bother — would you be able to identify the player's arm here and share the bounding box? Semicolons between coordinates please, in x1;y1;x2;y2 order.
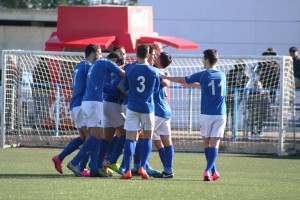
182;82;201;89
117;79;128;95
109;60;125;78
117;70;125;78
160;74;187;85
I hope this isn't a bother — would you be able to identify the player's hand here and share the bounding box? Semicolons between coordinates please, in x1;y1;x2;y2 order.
160;74;167;79
181;82;190;87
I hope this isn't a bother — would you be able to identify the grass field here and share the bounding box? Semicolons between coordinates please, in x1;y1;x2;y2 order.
0;148;299;200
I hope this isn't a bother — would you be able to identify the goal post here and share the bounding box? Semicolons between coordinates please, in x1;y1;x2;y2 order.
167;55;296;155
0;50;297;155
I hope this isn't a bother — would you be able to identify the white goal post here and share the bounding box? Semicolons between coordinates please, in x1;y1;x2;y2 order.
0;50;297;156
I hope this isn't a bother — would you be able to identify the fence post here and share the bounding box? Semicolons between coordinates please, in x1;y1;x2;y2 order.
188;88;193;134
233;88;239;141
54;85;60;137
0;51;6;148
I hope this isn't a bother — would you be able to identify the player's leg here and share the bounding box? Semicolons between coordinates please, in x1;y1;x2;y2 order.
121;109;140;179
200;114;213;181
131;133;142;175
103;101;119;161
204;137;221;181
68;102;103;177
103;102;126;172
52;107;87;174
145;117;164;177
144;136;163;178
97;127;115;176
160;137;174;178
107;126;126;172
159;118;174;178
203;115;226;181
138;112;155;179
107;134;119;157
78;126;91;173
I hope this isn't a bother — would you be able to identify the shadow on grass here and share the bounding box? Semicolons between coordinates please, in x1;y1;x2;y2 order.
0;174;203;182
0;174;75;179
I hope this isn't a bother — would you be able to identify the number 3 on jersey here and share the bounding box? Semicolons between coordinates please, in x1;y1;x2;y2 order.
137;76;146;92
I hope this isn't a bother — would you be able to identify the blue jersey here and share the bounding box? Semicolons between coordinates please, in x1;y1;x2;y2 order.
185;69;226;115
123;62;160;113
70;60;92;110
103;76;123;104
122;62;137;106
83;59;122;102
154;69;171;119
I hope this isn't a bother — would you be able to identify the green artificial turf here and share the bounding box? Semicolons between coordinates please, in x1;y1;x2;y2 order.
0;148;299;200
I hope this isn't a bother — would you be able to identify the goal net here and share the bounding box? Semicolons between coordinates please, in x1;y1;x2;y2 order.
1;50;297;155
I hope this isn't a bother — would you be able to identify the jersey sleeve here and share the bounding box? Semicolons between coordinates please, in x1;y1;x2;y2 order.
107;60;123;76
185;71;203;84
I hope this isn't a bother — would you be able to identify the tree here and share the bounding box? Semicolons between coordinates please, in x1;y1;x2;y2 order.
0;0;137;9
0;0;28;8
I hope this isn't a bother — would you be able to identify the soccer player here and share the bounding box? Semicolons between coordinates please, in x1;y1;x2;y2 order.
121;44;160;179
67;52;125;177
104;45;127;167
129;45;162;177
97;52;126;174
161;49;226;181
152;52;174;178
52;44;101;176
113;45;127;64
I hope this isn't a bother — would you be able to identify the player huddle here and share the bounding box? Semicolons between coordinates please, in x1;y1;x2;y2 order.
52;44;226;181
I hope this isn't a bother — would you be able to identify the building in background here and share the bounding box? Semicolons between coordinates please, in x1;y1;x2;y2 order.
0;0;300;56
138;0;300;56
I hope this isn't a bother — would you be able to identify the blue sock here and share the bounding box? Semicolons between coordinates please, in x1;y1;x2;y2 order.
158;147;166;167
204;147;217;174
145;162;151;170
79;155;90;172
58;137;83;161
109;135;126;163
205;147;218;172
89;142;100;172
71;135;98;166
123;139;136;172
107;135;118;158
164;145;174;173
97;139;109;168
120;156;125;170
133;140;141;169
140;139;152;169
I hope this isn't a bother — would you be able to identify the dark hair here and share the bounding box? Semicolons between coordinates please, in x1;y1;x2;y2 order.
262;47;277;56
289;46;298;53
136;44;149;59
113;45;125;52
85;44;100;57
262;51;277;56
159;52;172;68
148;44;157;55
107;52;124;66
203;49;218;65
234;60;246;71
